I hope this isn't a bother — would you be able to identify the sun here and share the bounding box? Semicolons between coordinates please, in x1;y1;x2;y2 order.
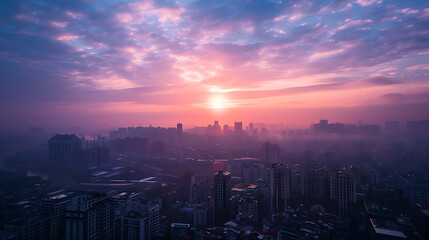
209;95;228;109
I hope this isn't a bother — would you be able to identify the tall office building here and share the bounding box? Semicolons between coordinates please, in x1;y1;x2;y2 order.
177;123;183;134
213;121;221;135
248;122;254;133
330;171;356;216
234;122;243;133
262;142;280;163
269;163;291;214
65;193;114;240
49;134;82;163
214;170;231;225
223;124;230;134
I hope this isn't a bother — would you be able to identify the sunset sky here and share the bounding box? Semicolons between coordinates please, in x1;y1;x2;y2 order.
1;0;429;130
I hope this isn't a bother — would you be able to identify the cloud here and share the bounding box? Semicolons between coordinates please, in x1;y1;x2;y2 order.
0;0;428;128
365;76;400;85
382;93;429;103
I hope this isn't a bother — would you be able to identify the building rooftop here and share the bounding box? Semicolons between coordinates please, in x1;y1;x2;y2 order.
215;170;230;176
370;218;407;239
50;134;81;141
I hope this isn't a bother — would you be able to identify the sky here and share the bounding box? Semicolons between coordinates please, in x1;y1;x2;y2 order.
0;0;429;130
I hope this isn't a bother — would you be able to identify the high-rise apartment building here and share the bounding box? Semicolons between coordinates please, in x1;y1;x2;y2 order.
330;171;356;216
269;163;291;214
214;170;231;225
41;190;83;239
119;200;160;240
65;193;115;240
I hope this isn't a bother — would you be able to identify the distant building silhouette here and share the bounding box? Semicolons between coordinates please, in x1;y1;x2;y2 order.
385;121;400;134
223;124;230;134
110;137;150;155
262;142;280;163
358;125;380;135
177;123;183;135
49;134;82;163
406;120;429;135
313;120;345;134
234;122;243;134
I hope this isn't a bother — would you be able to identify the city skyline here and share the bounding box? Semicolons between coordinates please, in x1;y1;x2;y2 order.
1;1;429;239
1;0;429;130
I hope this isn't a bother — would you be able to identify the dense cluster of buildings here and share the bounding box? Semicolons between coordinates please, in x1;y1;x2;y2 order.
1;118;429;239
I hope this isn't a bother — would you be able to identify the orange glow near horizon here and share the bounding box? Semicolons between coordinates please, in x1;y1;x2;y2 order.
1;0;429;130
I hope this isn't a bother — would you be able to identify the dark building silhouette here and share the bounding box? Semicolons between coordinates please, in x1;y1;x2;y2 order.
313;120;345;134
48;134;82;163
234;122;243;134
407;120;429;135
358;125;380;135
110;137;150;155
269;163;291;214
223;124;230;134
214;170;231;225
330;171;356;216
301;168;329;200
190;177;209;204
385;121;400;134
177;123;183;135
262;142;280;163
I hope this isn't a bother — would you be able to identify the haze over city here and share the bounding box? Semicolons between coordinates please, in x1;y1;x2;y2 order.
1;1;429;240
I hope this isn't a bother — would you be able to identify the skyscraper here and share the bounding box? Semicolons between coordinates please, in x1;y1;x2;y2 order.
269;163;291;214
262;142;280;163
234;122;243;133
177;123;183;134
213;121;221;135
214;170;231;225
223;124;230;134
